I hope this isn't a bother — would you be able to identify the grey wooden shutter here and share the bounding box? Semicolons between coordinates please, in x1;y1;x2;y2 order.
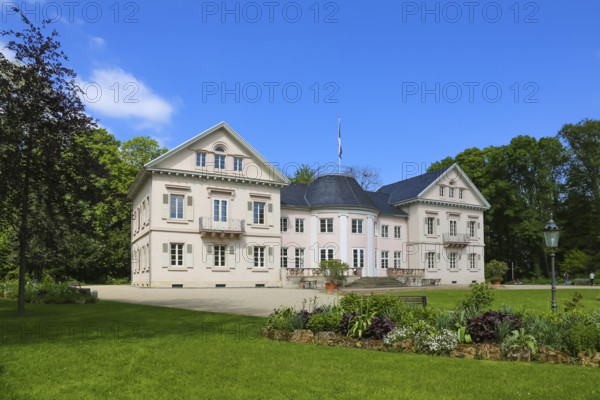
162;194;169;219
162;243;169;268
187;196;194;222
186;244;194;268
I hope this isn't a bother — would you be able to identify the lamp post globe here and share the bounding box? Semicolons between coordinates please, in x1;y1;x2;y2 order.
543;216;560;313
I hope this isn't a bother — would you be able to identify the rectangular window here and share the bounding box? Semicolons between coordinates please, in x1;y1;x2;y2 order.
450;220;457;236
394;226;401;239
254;246;265;267
449;252;457;269
253;202;265;224
469;253;477;270
426;252;436;269
426;217;435;235
214;245;226;267
295;248;305;268
280;247;288;268
351;219;363;234
439;186;444;196
213;199;227;222
459;189;464;199
233;157;243;171
381;225;389;238
468;221;476;238
196;152;206;167
352;248;365;269
280;218;288;232
295;218;304;233
381;251;389;269
449;187;455;198
320;218;333;233
320;248;334;262
170;194;184;220
214;154;225;169
170;243;183;266
394;251;402;268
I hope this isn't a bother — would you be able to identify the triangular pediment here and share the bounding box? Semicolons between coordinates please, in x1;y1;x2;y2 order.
145;122;288;184
417;164;490;209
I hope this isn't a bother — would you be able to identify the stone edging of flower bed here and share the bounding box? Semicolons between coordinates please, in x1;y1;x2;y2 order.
261;328;600;367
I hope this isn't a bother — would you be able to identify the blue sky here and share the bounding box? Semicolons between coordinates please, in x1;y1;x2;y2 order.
1;1;599;183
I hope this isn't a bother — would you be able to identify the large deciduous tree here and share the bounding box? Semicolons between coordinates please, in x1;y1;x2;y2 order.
0;12;97;315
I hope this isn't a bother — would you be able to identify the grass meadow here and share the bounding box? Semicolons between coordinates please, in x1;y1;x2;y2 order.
1;289;600;399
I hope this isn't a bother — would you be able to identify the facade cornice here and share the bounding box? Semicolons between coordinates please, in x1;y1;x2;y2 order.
395;198;488;211
127;167;288;199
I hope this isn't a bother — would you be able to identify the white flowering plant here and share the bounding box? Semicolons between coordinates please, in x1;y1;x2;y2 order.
384;321;458;355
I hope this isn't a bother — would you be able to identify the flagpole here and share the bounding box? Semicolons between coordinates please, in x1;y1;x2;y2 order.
337;114;341;173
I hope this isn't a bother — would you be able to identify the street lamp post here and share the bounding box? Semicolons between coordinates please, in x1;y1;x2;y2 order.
543;216;561;313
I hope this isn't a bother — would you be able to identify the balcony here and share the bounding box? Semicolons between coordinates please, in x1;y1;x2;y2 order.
442;233;470;248
199;217;245;238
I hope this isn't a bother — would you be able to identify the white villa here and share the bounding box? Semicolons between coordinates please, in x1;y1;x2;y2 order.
128;122;490;288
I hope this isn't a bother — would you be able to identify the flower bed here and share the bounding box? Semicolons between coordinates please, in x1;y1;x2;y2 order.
262;285;600;367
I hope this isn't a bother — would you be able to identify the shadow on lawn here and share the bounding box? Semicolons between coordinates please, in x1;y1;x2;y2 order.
0;299;265;346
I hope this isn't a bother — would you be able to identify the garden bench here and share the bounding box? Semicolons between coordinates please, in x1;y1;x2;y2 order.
398;295;427;307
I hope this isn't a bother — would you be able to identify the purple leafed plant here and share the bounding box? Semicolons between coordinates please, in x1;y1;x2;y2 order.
467;311;521;344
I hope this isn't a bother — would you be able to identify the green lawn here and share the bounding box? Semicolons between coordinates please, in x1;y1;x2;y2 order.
385;288;600;314
1;299;600;399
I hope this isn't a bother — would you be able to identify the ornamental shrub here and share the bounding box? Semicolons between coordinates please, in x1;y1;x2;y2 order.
563;323;600;356
267;307;303;331
456;282;495;315
467;311;521;344
306;311;343;333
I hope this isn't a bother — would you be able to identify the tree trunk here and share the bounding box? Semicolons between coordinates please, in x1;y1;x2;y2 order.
17;170;30;317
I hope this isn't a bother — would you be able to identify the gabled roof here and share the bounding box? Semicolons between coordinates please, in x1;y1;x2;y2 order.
127;122;288;198
378;163;490;209
144;121;288;183
378;166;451;204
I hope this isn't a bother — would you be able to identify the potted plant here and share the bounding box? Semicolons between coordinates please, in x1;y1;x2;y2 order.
319;259;349;292
485;259;509;285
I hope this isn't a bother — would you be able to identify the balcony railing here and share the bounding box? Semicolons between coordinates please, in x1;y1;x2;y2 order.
199;217;245;236
386;268;425;277
285;267;361;278
442;233;470;247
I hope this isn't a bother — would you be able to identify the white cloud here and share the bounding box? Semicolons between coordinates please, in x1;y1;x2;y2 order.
89;36;105;50
80;67;175;129
0;40;16;62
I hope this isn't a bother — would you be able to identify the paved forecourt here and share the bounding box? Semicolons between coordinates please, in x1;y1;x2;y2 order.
87;284;599;317
88;285;340;317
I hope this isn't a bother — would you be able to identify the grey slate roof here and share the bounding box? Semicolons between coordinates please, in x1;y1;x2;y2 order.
377;166;451;204
280;183;310;208
366;191;408;216
281;174;406;216
281;166;451;215
305;175;377;209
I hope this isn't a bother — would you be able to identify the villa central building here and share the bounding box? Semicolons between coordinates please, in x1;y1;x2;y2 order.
128;122;490;288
